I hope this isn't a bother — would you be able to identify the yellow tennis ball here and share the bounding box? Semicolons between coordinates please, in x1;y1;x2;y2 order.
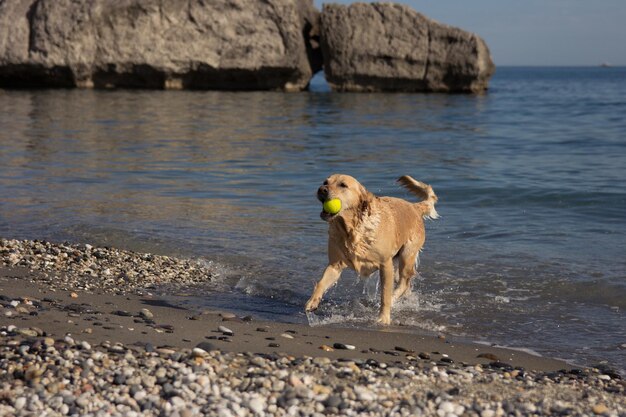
323;198;342;214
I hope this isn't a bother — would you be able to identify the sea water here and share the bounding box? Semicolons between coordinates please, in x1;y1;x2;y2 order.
1;67;624;370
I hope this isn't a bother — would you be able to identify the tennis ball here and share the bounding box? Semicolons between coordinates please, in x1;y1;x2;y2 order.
323;198;342;214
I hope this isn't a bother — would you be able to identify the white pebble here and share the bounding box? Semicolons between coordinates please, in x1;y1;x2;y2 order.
134;391;147;402
247;397;265;414
439;401;456;413
14;397;26;410
354;387;375;401
192;347;207;357
218;326;233;335
170;396;186;408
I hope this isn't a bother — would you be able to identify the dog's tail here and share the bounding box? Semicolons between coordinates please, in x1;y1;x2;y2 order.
397;175;439;220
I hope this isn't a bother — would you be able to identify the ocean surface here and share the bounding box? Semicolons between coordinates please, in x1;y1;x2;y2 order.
1;67;625;371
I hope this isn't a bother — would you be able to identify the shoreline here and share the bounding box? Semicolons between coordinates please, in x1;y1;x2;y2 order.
0;238;574;371
0;265;568;372
1;238;624;416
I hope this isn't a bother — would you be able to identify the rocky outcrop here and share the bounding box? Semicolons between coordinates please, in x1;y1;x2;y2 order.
0;0;321;91
320;3;495;93
0;1;494;93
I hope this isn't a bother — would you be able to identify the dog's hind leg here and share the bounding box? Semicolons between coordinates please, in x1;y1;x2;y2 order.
393;243;420;302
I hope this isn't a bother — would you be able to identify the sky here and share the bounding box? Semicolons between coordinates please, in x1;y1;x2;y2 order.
314;0;626;66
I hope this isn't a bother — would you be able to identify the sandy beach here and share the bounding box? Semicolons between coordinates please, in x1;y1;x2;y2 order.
1;239;624;416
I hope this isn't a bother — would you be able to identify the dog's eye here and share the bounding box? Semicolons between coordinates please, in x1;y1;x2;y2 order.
340;182;348;188
323;180;328;185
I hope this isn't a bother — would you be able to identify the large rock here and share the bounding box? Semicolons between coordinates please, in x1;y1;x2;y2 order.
0;0;321;91
320;3;495;93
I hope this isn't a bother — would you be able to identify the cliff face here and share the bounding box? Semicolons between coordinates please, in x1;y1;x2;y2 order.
320;3;495;93
0;0;321;91
0;1;493;92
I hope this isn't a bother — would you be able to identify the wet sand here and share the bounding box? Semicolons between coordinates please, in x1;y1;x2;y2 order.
0;266;569;371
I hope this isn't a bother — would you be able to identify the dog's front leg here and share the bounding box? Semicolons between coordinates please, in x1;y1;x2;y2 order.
377;259;394;325
305;264;344;312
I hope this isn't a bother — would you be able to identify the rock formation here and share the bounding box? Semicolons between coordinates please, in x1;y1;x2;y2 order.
0;1;494;92
320;3;495;93
0;0;321;91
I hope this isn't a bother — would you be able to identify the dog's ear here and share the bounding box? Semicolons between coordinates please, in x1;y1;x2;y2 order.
357;186;375;218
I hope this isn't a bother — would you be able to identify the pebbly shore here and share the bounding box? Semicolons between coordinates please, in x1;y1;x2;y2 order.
0;329;624;417
0;238;624;416
0;238;215;294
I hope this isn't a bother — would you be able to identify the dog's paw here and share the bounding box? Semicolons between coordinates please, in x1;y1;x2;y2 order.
305;297;320;312
392;288;410;303
376;314;391;326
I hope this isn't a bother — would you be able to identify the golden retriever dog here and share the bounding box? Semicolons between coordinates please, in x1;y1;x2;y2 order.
305;174;438;325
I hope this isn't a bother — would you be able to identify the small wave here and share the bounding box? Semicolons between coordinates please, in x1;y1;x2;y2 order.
396;317;448;334
394;290;444;313
306;310;371;327
472;341;543;358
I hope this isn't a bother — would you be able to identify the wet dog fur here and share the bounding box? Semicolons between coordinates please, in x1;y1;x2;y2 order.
305;174;438;325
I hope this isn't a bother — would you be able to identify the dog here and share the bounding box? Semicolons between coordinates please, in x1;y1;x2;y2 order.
305;174;438;325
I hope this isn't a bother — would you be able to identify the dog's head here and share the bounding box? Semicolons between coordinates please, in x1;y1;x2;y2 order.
317;174;373;221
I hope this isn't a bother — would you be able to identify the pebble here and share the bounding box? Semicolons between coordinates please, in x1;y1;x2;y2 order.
218;326;234;336
247;397;265;414
593;404;608;414
313;357;331;366
481;409;496;417
192;347;207;357
333;343;355;350
113;310;133;317
439;401;456;414
195;342;215;352
140;308;154;319
17;328;38;337
14;397;27;410
395;346;415;353
280;333;294;339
